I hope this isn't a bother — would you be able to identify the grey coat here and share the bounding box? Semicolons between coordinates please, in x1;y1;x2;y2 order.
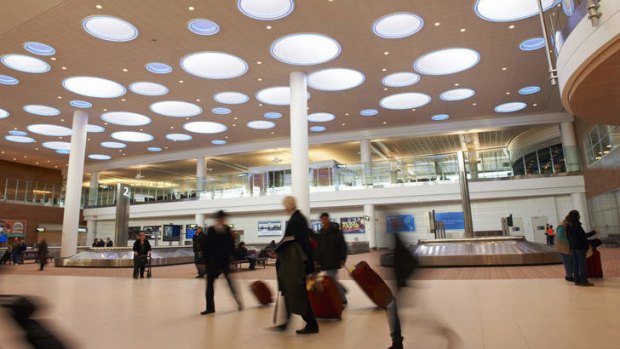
276;240;310;316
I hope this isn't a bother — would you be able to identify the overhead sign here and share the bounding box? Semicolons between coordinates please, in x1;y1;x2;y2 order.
0;219;27;238
436;212;465;230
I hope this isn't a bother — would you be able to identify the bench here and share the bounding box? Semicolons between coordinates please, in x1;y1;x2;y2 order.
603;234;620;247
230;257;268;270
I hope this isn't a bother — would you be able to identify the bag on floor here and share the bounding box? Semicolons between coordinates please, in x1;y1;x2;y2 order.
307;273;344;319
250;280;273;306
586;249;603;278
349;261;393;309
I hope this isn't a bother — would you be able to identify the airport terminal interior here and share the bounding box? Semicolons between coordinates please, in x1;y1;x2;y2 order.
1;0;620;348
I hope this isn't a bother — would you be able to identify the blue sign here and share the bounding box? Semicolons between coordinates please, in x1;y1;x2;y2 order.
0;234;7;243
436;212;465;230
386;215;416;233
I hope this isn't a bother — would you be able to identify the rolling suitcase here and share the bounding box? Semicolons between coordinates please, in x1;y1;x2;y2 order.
349;261;393;309
250;280;273;305
307;273;344;319
586;249;603;278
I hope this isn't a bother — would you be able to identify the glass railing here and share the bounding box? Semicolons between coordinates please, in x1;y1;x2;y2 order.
548;0;592;58
0;177;93;208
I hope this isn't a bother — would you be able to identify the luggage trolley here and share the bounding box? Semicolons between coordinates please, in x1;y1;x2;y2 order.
133;254;153;279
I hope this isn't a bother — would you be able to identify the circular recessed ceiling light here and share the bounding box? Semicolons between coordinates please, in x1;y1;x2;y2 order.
264;112;283;119
380;92;431;110
101;141;126;149
495;102;527;113
23;42;56;56
27;124;72;136
82;15;139;42
1;54;50;73
129;82;169;96
150;101;202;117
519;37;545;51
101;111;151;126
86;124;105;133
111;131;154;142
440;88;476;101
256;86;310;105
56;149;70;154
519;86;541;95
214;91;249;104
308;112;335;122
0;109;9;119
42;141;70;150
475;0;555;22
188;18;220;35
414;48;480;75
89;154;111;160
310;126;326;132
212;140;227;145
212;107;232;115
431;114;449;121
5;135;35;143
23;105;61;116
8;130;27;136
183;121;228;134
237;0;294;20
181;52;248;79
0;74;19;85
147;147;162;152
382;72;420;87
360;109;379;116
307;68;365;91
166;133;192;141
62;76;126;98
70;100;93;108
247;120;275;129
372;12;424;39
271;33;341;65
146;62;172;74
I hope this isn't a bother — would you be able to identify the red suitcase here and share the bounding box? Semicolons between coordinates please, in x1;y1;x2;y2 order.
307;274;344;319
349;261;393;309
586;249;603;278
250;280;273;306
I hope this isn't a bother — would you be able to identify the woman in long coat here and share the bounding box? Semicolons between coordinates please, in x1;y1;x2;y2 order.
37;238;49;271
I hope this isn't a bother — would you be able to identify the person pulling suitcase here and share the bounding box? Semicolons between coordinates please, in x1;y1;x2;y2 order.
315;212;348;306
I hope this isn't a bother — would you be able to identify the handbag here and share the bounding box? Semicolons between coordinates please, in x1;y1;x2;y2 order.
555;239;570;255
273;292;288;326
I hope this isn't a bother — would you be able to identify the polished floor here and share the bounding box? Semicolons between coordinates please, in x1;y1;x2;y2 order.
1;272;619;349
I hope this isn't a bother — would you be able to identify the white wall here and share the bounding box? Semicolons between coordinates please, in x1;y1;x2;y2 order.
589;189;620;238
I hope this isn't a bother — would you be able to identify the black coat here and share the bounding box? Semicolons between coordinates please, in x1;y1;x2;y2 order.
192;232;205;253
316;222;347;270
202;225;235;273
36;241;49;264
132;239;151;256
283;210;314;274
566;221;595;250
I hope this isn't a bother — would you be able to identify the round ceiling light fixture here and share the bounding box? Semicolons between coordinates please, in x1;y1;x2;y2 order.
62;76;126;98
380;92;431;110
212;107;232;115
431;114;450;121
27;124;72;137
372;12;424;39
0;108;9;119
166;133;193;141
8;130;27;136
212;140;227;145
1;54;50;73
271;33;341;65
23;42;56;56
360;109;379;116
264;112;282;119
89;154;111;160
101;111;151;126
519;37;545;51
82;15;139;42
519;86;541;95
146;62;172;74
101;141;126;149
247;120;276;129
308;113;335;122
129;82;169;96
5;135;36;143
307;68;365;91
86;124;105;133
187;18;220;35
237;0;294;20
495;102;527;113
70;100;93;109
214;91;249;104
382;72;420;87
440;88;476;101
147;147;162;152
111;131;154;142
183;121;228;134
56;149;70;155
414;48;480;75
0;75;19;85
150;101;202;117
310;126;326;132
181;51;248;79
42;141;71;150
256;86;309;105
475;0;556;22
23;105;61;116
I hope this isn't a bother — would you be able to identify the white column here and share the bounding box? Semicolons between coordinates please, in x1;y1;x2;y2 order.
196;213;205;228
360;139;372;186
196;157;206;193
290;71;310;217
364;204;376;249
86;219;96;246
88;172;99;207
571;192;591;232
560;122;581;172
60;110;88;258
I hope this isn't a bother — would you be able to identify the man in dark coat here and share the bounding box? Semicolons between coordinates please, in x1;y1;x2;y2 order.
192;226;206;278
316;212;348;304
105;238;113;247
132;232;151;279
36;238;49;271
566;210;596;286
200;210;242;315
274;196;318;335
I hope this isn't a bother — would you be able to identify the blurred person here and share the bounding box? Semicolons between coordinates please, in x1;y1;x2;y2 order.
192;226;206;278
11;239;20;264
316;212;348;305
36;238;49;271
555;218;574;281
236;241;257;270
566;210;596;286
105;237;113;247
132;232;151;279
96;238;106;247
259;240;277;258
546;225;555;246
200;210;242;315
92;238;99;247
1;245;12;264
18;238;27;264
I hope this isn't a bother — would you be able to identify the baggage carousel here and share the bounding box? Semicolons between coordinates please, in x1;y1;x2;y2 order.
54;246;194;267
413;236;561;267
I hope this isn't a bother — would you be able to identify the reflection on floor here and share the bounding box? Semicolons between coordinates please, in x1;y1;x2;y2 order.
1;274;619;349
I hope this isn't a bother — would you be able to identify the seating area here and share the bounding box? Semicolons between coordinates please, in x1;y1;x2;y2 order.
229;257;268;271
603;234;620;247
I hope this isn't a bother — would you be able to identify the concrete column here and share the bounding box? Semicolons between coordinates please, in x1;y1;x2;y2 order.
60;110;88;258
364;204;376;248
560;122;581;172
290;71;310;217
196;157;206;193
88;172;99;207
360;139;372;185
86;219;96;246
571;192;591;232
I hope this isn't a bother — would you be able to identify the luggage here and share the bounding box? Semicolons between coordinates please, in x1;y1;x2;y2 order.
307;273;344;319
250;280;273;305
586;249;603;278
349;261;393;309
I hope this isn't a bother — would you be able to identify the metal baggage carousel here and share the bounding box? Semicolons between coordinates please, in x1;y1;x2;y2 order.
54;246;194;267
412;236;561;267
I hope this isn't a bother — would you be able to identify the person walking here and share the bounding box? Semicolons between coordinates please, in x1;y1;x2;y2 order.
36;238;49;271
546;225;555;246
555;218;574;281
200;210;242;315
192;226;206;278
316;212;348;305
132;232;151;279
566;210;596;286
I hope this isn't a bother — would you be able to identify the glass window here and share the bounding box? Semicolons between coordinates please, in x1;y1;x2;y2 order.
512;158;525;176
550;144;566;173
524;151;539;175
538;148;553;174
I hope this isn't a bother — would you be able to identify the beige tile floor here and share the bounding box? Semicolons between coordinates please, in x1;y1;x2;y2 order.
0;274;618;349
